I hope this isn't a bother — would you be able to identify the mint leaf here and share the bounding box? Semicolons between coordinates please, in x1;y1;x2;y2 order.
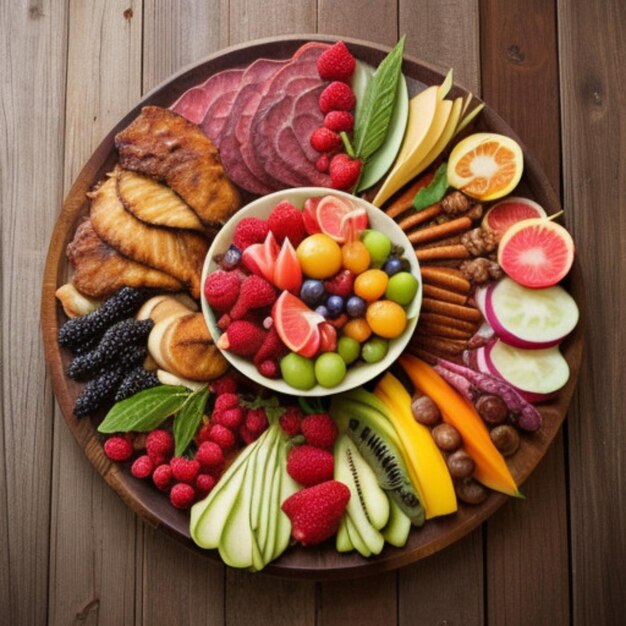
173;386;209;456
353;36;406;162
413;163;448;211
98;385;190;433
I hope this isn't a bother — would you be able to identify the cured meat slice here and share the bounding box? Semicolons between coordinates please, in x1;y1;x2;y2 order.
201;80;243;148
171;68;243;129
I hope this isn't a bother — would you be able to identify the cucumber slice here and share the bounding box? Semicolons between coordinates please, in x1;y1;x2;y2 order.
382;498;411;547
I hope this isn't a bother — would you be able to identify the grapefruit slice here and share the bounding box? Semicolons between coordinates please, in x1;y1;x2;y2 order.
303;197;322;234
316;195;361;243
274;239;302;294
483;197;547;240
272;291;324;357
498;218;574;288
448;132;523;201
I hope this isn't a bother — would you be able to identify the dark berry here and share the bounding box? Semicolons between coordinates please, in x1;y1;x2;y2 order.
300;280;326;307
221;245;242;270
114;367;160;402
326;295;344;318
315;305;329;318
346;296;366;318
73;366;127;417
383;257;404;276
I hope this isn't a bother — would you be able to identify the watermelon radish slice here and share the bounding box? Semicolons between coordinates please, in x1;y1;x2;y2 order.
484;339;569;401
482;197;547;240
498;218;574;288
483;278;579;348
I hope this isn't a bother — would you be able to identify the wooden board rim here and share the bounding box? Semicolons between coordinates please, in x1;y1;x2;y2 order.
40;34;584;580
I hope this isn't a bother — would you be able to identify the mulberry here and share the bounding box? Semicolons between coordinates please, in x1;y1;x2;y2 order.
67;319;153;381
73;366;127;417
114;366;160;402
58;287;151;350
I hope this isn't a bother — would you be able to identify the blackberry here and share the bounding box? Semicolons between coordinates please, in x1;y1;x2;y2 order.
58;287;151;349
73;367;127;418
67;319;153;381
115;367;160;402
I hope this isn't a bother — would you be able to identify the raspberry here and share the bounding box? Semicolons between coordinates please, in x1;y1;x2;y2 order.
131;454;154;479
229;275;276;320
152;464;173;491
233;217;270;250
254;326;286;365
329;153;362;191
146;430;174;465
319;82;356;114
208;424;237;450
324;110;354;132
194;441;225;470
195;473;216;498
217;313;231;331
287;445;335;487
267;201;307;246
214;393;239;412
103;435;133;462
279;406;303;436
257;359;279;379
216;320;266;357
210;373;239;395
170;483;196;509
316;41;356;82
195;422;212;445
281;480;351;546
204;270;241;312
301;414;338;448
238;424;256;445
324;269;354;298
213;406;245;429
310;127;342;153
169;457;200;484
315;154;330;173
245;408;269;437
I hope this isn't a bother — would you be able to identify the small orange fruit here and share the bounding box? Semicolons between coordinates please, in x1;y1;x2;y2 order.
366;300;407;339
354;269;388;302
342;318;372;343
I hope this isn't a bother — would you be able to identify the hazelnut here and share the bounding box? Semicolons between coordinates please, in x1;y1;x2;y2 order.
490;425;520;457
432;423;462;452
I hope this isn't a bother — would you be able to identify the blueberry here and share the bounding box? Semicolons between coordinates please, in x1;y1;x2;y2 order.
326;295;344;319
346;295;366;318
383;257;404;276
221;245;241;269
300;280;326;306
315;305;329;319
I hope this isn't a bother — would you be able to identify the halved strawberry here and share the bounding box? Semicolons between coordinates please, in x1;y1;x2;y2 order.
241;232;280;283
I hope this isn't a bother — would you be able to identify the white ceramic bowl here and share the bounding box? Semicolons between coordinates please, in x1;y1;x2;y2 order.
201;187;422;396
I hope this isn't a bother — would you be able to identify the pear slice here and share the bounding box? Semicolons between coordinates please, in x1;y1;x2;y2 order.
250;426;278;532
382;497;412;547
257;434;281;559
345;513;371;558
272;440;299;561
336;516;354;553
438;69;454;100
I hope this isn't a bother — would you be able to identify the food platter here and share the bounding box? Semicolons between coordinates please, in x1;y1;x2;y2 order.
41;34;584;579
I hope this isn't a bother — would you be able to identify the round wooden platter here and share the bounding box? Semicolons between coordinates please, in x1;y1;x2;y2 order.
41;34;584;580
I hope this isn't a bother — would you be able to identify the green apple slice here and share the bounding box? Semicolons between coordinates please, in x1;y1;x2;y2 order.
381;497;411;547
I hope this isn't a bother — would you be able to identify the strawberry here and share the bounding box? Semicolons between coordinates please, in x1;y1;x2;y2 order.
216;320;266;356
257;359;279;378
279;406;304;436
229;275;276;320
267;201;307;246
324;110;354;132
315;154;330;173
281;480;351;546
319;82;356;114
316;41;356;82
287;445;334;487
324;269;354;297
310;127;342;153
244;408;269;437
204;270;241;311
329;153;362;191
301;414;338;448
233;217;270;250
254;326;286;365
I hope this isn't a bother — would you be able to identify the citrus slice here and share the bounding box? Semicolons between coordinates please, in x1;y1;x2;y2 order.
497;218;574;288
448;132;523;201
483;196;547;239
272;291;324;357
316;195;359;243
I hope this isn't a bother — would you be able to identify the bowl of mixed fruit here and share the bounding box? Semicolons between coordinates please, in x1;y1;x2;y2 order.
201;188;422;395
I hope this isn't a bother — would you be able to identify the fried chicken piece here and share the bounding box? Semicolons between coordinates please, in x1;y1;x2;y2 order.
67;220;183;299
114;106;240;226
117;169;205;231
89;174;209;298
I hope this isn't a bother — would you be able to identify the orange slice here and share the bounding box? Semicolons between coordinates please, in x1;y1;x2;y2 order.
448;133;523;201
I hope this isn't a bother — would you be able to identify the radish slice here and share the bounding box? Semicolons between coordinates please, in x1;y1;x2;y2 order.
474;285;488;316
484;278;579;348
485;339;569;397
482;197;547;239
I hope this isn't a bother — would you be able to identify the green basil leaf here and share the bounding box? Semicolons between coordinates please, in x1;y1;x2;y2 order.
173;386;209;456
413;163;448;212
353;36;406;162
98;385;190;434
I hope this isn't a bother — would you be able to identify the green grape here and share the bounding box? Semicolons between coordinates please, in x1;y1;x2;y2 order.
337;336;360;365
280;353;316;390
361;230;392;268
361;337;389;363
385;272;419;306
314;353;347;388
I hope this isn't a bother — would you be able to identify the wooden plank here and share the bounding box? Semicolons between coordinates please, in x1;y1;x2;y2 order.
139;4;227;623
48;2;143;624
479;2;570;624
399;0;481;94
558;0;626;622
314;10;400;625
142;0;229;93
0;1;68;623
398;3;484;625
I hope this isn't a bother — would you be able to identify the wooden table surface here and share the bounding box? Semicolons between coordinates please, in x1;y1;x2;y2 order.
2;1;625;624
